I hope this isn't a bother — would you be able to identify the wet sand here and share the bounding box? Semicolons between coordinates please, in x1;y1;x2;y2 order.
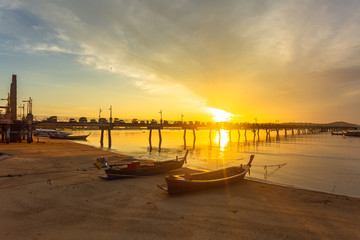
0;140;359;240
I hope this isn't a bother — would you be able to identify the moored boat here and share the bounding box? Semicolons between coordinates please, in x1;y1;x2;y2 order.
34;129;72;137
158;155;255;194
102;150;189;179
331;131;345;135
344;130;360;137
48;132;90;140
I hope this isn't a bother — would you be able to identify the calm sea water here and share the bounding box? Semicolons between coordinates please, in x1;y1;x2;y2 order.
71;129;360;197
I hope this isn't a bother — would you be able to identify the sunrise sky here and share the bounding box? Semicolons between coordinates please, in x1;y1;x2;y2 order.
1;0;360;123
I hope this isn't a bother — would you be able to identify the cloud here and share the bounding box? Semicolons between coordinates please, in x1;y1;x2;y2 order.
1;0;360;122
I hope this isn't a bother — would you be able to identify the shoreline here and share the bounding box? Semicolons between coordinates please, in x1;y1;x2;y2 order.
78;137;360;199
246;177;360;199
1;140;359;239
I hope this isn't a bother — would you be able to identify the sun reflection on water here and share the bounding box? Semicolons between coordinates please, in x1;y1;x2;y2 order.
213;129;230;151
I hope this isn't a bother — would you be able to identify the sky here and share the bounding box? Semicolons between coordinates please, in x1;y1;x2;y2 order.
1;0;360;123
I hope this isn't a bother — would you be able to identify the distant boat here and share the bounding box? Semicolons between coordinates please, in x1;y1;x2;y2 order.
158;155;255;194
331;131;345;135
344;130;360;137
101;151;189;179
34;129;72;137
48;132;90;140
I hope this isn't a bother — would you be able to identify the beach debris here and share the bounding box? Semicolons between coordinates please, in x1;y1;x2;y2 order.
0;153;12;162
0;174;22;178
303;199;332;205
94;157;108;169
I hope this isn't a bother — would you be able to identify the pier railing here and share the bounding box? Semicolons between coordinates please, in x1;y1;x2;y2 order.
33;121;354;131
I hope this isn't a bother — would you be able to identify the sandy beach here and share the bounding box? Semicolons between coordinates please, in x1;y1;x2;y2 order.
0;140;359;240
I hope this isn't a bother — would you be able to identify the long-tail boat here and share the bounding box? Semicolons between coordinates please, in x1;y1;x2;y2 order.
49;132;90;140
158;155;254;194
102;150;189;179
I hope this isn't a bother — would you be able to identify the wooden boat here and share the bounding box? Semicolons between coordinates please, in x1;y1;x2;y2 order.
34;129;72;137
102;150;189;179
48;132;90;140
158;155;255;194
331;131;345;136
344;130;360;137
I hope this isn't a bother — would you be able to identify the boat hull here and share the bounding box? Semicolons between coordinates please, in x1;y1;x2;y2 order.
162;166;248;194
49;133;90;140
159;155;254;194
105;159;185;176
104;151;188;178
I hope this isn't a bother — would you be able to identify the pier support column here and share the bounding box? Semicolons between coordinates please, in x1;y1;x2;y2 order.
292;129;294;135
6;126;10;144
284;129;287;137
183;129;186;150
244;129;247;141
266;129;270;141
27;125;33;143
149;129;152;151
100;129;104;147
22;128;25;140
18;130;21;143
237;129;240;142
158;129;162;152
108;128;112;149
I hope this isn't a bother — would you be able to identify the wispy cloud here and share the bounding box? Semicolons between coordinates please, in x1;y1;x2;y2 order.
1;0;360;122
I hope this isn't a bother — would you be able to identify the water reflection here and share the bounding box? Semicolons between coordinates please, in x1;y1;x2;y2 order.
213;129;230;151
72;129;360;197
183;129;196;150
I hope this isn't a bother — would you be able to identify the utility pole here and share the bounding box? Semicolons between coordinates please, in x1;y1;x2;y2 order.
109;105;112;123
159;109;163;124
99;108;102;119
181;114;184;123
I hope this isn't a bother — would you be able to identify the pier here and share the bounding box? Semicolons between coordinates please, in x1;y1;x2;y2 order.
34;120;355;149
2;75;355;147
0;75;33;144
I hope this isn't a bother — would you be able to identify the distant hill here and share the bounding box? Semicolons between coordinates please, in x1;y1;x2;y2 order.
325;121;357;128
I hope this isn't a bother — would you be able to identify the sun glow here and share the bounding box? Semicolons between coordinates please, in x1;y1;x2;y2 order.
218;129;229;151
207;107;233;122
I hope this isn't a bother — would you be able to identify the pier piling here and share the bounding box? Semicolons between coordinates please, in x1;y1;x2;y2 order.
108;128;111;148
158;129;162;152
100;129;104;147
149;129;152;150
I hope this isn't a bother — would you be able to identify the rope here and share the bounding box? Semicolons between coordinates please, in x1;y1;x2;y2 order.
253;163;287;168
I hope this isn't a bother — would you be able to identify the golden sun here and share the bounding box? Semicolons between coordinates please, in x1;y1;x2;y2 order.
207;107;233;122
